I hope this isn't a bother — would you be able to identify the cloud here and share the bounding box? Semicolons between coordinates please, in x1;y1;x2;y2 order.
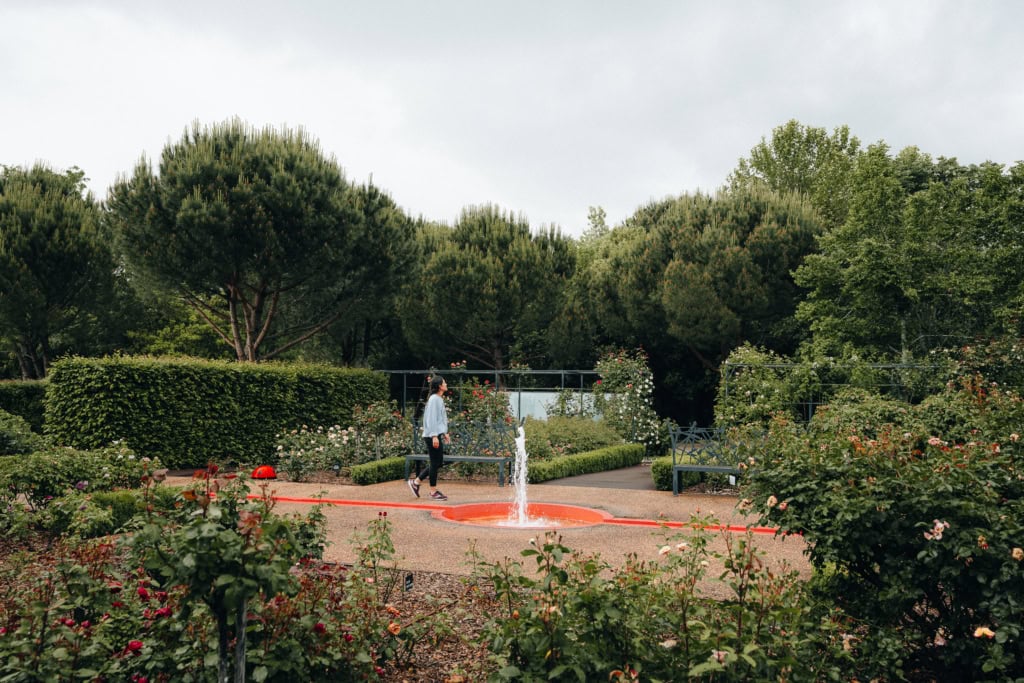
2;0;1022;235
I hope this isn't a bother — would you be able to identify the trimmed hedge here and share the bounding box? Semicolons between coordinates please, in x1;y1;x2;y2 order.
650;454;701;492
0;380;46;432
44;356;387;469
526;444;644;483
349;456;406;485
523;416;624;460
346;446;647;486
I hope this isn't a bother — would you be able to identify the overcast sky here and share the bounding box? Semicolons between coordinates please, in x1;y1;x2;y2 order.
2;1;1022;237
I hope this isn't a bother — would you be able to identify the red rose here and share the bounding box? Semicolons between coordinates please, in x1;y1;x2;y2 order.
313;622;326;634
127;639;144;652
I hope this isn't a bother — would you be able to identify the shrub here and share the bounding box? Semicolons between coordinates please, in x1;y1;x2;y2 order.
0;408;47;455
350;456;406;485
804;387;919;440
593;349;664;454
526;444;644;483
45;356;387;469
0;379;46;432
0;481;419;681
477;523;845;681
1;443;157;509
714;344;802;427
745;380;1024;680
523;415;623;461
274;401;412;481
650;454;701;492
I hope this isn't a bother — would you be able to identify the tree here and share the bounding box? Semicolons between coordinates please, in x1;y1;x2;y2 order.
562;189;821;423
275;182;418;367
729;119;861;229
107;119;412;362
796;144;1024;360
397;205;573;370
0;164;118;378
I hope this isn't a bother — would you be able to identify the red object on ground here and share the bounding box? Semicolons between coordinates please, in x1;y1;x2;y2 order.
251;465;277;479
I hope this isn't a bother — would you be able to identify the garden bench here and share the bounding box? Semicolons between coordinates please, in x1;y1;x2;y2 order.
668;422;748;495
405;419;517;486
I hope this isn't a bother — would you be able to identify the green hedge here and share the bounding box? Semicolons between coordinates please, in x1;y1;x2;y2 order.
0;380;46;432
523;416;624;459
349;456;406;485
650;454;702;491
44;356;387;469
347;446;646;487
526;444;644;483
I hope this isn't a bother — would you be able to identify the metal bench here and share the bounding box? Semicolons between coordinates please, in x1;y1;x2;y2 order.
668;422;746;495
405;419;517;486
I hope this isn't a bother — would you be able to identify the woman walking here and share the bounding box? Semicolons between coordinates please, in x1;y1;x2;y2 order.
408;375;450;500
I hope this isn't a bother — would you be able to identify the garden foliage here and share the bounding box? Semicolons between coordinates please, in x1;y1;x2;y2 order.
0;380;46;432
44;356;386;469
0;468;429;681
477;524;846;682
744;374;1024;679
274;400;410;481
0;408;46;455
522;415;623;461
593;349;664;454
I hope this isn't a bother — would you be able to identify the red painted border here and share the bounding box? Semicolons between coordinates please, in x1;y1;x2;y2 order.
251;494;784;535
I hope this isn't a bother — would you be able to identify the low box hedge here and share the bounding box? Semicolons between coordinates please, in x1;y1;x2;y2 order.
651;454;701;491
526;444;644;483
349;456;405;485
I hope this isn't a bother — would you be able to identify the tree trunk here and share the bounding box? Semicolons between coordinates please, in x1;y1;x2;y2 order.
217;605;230;683
234;598;247;683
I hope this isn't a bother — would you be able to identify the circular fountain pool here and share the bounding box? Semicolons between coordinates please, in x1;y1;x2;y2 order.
432;502;612;529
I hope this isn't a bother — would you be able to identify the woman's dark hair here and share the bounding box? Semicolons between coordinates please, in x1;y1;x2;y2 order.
429;375;446;395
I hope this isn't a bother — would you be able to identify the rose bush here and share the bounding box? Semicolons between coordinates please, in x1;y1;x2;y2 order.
743;376;1024;679
274;400;412;481
477;521;846;681
593;349;664;455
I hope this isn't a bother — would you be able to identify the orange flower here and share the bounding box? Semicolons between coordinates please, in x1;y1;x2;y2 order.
974;626;996;638
387;622;401;636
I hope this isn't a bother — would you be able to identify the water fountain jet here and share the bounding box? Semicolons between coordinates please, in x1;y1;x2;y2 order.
432;423;611;529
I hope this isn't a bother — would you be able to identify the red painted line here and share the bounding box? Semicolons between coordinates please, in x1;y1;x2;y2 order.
605;518;780;535
253;494;444;512
251;494;783;535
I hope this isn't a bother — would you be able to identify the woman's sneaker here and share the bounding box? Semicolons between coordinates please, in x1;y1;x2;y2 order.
429;490;448;501
407;479;420;497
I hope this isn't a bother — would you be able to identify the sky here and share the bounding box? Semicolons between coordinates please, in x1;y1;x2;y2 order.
2;0;1023;237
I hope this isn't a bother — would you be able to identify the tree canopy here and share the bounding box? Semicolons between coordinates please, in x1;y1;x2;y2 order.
107;119;413;361
398;205;573;370
0;165;119;378
796;145;1024;360
729;119;861;230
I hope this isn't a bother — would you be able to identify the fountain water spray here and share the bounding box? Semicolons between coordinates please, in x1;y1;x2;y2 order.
509;424;530;525
433;422;610;529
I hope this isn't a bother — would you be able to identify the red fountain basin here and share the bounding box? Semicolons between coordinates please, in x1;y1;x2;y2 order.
432;502;612;529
